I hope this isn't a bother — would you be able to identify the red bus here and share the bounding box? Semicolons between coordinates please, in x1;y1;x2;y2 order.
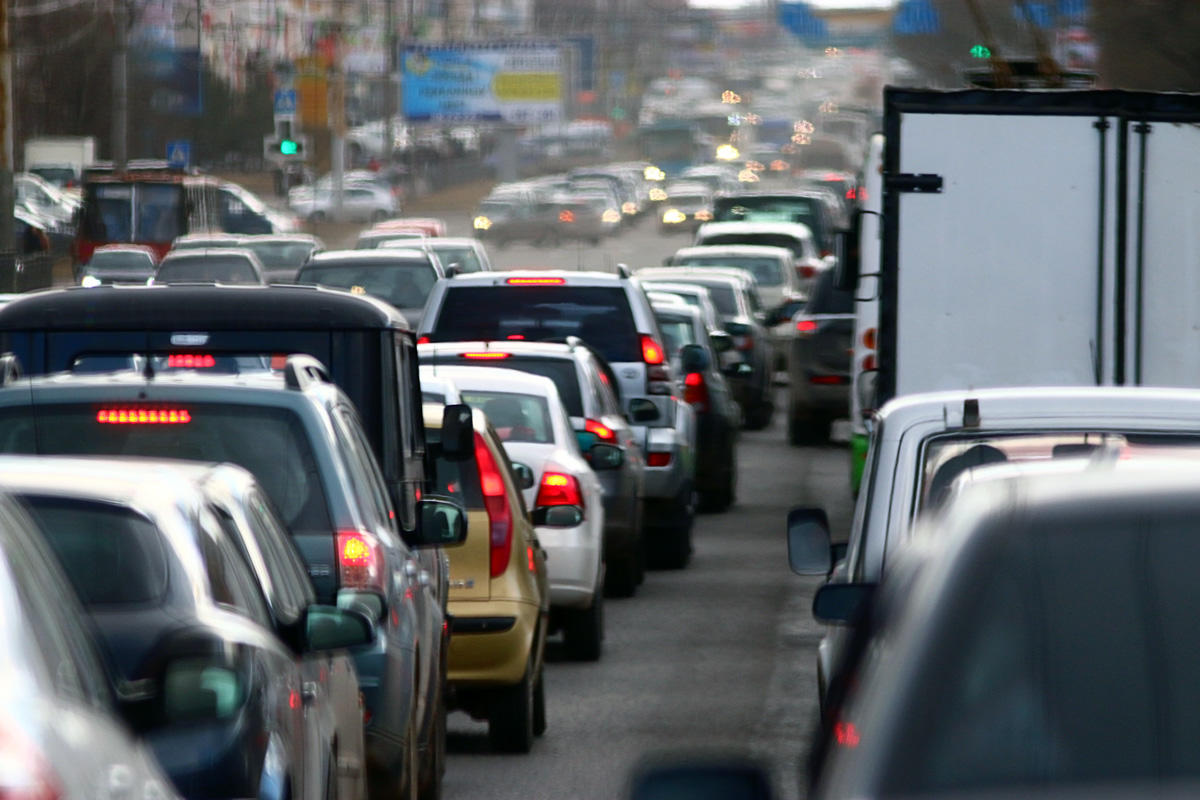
74;161;221;268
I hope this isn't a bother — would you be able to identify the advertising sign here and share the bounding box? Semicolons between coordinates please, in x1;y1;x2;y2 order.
402;43;563;124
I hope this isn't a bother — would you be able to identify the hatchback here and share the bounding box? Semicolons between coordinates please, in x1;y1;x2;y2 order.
297;249;445;327
155;248;267;285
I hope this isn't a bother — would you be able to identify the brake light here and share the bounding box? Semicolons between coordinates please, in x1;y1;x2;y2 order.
97;408;191;424
796;319;818;334
683;371;709;412
862;354;877;371
734;334;754;352
167;353;217;368
461;352;511;360
337;530;386;593
647;452;672;467
584;419;615;442
506;277;565;285
474;432;513;578
862;327;877;351
640;334;665;365
834;720;860;748
417;336;430;345
559;210;575;223
798;265;817;279
0;719;60;800
810;375;848;385
506;334;525;340
534;468;584;508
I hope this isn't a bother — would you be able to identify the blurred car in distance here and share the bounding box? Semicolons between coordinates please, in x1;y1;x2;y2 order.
80;243;158;286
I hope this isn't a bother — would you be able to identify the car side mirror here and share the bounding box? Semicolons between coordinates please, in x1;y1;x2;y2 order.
812;582;875;626
444;263;461;278
679;344;710;374
531;505;584;527
587;442;624;470
709;331;733;353
440;403;474;460
161;658;245;724
410;495;468;548
629;756;774;800
786;506;832;575
303;605;375;652
628;398;660;423
576;430;600;452
835;214;861;292
511;461;536;489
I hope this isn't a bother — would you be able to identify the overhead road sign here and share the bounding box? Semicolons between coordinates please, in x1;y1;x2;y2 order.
893;0;939;35
274;89;297;118
166;140;191;169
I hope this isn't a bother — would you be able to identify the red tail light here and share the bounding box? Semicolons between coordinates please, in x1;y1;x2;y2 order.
534;468;584;508
640;334;665;365
796;319;818;334
475;432;513;578
559;210;575;223
461;352;511;360
647;452;672;467
861;354;877;371
417;336;430;345
683;371;709;412
734;334;754;352
810;375;848;385
337;530;386;593
862;327;877;351
97;408;191;424
584;419;616;442
834;720;860;748
0;719;60;800
820;249;833;259
506;277;565;285
167;353;216;368
798;265;817;279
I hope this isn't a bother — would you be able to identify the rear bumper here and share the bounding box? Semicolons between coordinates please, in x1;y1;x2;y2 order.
447;598;540;687
537;522;601;609
788;373;850;416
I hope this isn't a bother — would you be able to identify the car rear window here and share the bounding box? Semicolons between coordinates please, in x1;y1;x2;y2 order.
654;313;698;355
157;256;260;285
459;391;553;444
299;260;437;310
699;233;806;258
430;286;641;364
805;268;853;314
88;251;155;274
23;496;168;607
0;403;332;535
423;355;584;417
678;256;783;286
714;197;818;224
241;242;315;270
423;425;484;508
654;280;736;316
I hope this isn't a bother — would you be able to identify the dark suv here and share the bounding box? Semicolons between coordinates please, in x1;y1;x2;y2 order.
787;266;854;445
0;358;466;800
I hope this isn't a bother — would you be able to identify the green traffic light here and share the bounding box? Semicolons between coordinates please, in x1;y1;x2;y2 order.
970;45;992;58
280;139;299;156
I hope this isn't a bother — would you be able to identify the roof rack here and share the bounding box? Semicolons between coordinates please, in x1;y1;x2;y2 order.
283;354;332;391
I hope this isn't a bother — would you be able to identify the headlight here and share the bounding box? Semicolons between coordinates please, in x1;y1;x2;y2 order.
649;188;668;202
602;209;622;224
81;275;102;288
694;210;713;221
662;209;687;224
770;160;790;172
644;166;666;181
716;144;740;161
473;216;492;230
622;202;638;215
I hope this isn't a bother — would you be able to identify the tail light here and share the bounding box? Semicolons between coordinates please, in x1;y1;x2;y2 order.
796;319;818;335
734;333;754;352
534;468;584;508
647;452;672;467
337;530;387;594
862;327;877;351
461;352;510;360
640;334;664;365
861;354;877;371
810;375;848;385
97;408;191;424
506;277;565;285
642;334;673;395
559;210;575;223
474;432;513;578
833;720;861;748
167;353;217;368
417;336;430;345
798;265;817;279
683;371;709;412
584;418;616;442
820;249;833;259
0;719;59;800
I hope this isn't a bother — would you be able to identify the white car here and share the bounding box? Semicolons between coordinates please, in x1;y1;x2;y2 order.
287;183;396;223
419;365;608;660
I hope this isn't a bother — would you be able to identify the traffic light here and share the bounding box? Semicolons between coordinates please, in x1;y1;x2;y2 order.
264;118;306;161
970;44;992;58
279;138;299;156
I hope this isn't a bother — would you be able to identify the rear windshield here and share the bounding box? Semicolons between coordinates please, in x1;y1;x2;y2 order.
0;404;331;534
700;233;807;258
157;256;260;285
459;391;553;444
299;260;437;309
805;268;853;315
655;280;736;316
431;286;641;364
241;242;315;270
23;496;168;607
87;251;155;274
423;356;584;417
428;246;482;272
655;313;698;355
714;197;820;227
424;425;484;508
678;256;783;286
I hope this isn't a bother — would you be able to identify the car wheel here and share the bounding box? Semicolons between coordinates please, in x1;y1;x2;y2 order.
788;402;832;446
604;549;640;598
532;666;547;737
563;591;604;661
647;486;694;569
700;458;736;513
488;658;535;753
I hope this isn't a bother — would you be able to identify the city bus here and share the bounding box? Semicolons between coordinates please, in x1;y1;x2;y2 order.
73;161;222;269
636;120;709;177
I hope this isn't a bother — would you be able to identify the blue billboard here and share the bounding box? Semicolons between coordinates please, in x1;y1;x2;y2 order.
401;43;563;124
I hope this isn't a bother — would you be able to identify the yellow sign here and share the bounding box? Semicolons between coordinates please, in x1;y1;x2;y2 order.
491;73;561;102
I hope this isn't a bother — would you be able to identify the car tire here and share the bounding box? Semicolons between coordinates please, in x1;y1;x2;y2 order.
700;459;736;513
647;486;694;569
788;405;832;446
532;666;547;737
604;549;640;598
488;659;535;753
563;591;604;661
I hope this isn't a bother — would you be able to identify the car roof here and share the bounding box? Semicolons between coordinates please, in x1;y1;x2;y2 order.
652;301;703;321
307;249;431;264
421;237;484;249
636;266;755;286
696;221;815;238
440;270;629;286
419;364;561;397
673;244;794;259
419;340;582;360
0;284;411;331
240;234;323;245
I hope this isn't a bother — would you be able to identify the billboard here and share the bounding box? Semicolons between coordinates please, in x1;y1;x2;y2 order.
401;43;563;124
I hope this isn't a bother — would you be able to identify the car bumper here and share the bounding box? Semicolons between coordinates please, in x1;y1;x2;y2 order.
537;523;601;609
789;373;850;416
447;599;540;686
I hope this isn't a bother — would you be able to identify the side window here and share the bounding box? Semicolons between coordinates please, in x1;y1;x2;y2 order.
395;338;424;460
335;406;397;532
589;358;622;416
746;289;763;314
247;490;315;616
198;507;272;628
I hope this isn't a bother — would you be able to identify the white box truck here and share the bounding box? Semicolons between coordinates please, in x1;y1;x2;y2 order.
844;86;1200;418
23;136;96;187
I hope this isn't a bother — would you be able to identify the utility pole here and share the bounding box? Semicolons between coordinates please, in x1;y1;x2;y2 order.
383;0;396;165
964;0;1013;89
0;0;13;252
330;0;347;218
113;0;129;169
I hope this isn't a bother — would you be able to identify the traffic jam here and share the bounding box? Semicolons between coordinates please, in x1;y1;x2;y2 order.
5;1;1197;799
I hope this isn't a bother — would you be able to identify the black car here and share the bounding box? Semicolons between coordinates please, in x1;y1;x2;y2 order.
787;267;854;445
